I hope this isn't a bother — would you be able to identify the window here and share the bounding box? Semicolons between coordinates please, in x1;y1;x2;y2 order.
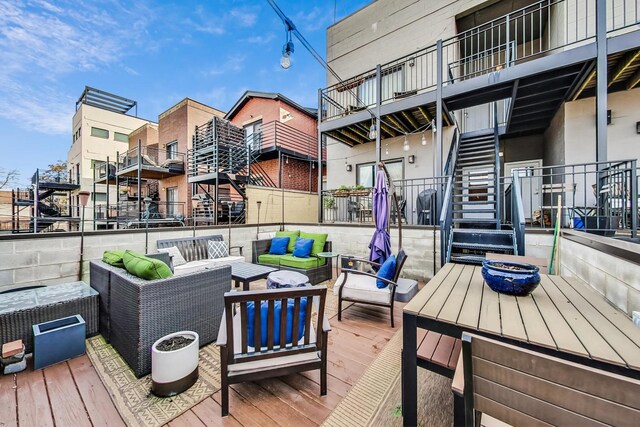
114;131;128;142
166;187;178;216
91;127;109;139
166;141;178;159
357;66;404;106
244;120;262;151
92;192;107;202
356;159;404;188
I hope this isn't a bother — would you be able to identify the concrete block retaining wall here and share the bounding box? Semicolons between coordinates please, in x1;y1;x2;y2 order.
559;232;640;317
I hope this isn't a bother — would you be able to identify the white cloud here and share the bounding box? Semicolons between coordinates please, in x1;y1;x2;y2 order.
189;5;259;36
243;33;276;45
293;6;333;32
205;54;247;76
230;8;258;27
0;0;154;134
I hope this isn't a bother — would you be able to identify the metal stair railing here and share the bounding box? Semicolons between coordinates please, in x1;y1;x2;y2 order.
493;101;501;228
511;169;526;256
439;116;461;266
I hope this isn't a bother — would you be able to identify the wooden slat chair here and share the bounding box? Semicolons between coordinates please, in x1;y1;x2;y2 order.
452;332;640;427
335;250;407;327
217;286;330;417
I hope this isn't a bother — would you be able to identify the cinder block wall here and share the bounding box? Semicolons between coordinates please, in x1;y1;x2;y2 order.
1;224;555;292
559;234;640;317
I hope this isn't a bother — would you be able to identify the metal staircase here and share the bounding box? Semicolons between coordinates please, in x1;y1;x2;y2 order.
441;105;520;265
189;117;277;224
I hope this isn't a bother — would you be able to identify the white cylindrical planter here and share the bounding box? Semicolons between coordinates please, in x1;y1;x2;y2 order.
151;331;199;397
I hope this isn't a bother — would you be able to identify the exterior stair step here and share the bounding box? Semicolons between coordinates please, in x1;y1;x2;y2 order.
457;153;495;162
450;254;486;265
452;218;497;223
453;184;495;190
456;159;495;167
458;146;494;154
452;208;497;214
452;200;497;205
452;192;495;198
451;242;514;252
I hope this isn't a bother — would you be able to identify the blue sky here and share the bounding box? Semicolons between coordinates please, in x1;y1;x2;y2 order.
0;0;370;187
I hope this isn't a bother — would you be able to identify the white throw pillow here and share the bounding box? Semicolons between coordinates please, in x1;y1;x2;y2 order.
157;246;187;266
208;240;229;259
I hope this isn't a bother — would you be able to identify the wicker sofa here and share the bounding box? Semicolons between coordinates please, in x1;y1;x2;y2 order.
157;234;244;275
252;240;332;285
89;260;231;377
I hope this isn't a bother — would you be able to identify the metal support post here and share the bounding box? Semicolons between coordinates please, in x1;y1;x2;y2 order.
137;139;142;221
631;161;638;238
596;0;607;167
318;89;324;223
436;40;444;205
375;64;382;166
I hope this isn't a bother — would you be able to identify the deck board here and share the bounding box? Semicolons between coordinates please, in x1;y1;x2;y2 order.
16;367;54;427
8;293;406;427
0;368;17;427
44;362;92;427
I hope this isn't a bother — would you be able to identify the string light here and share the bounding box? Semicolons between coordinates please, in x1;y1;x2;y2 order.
403;135;410;152
421;131;427;146
368;119;376;140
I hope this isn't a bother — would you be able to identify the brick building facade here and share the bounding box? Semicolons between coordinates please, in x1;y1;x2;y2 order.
226;91;321;192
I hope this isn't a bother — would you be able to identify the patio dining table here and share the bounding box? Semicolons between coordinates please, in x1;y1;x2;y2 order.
401;263;640;426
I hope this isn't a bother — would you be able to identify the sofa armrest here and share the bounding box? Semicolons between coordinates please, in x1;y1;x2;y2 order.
252;239;272;263
229;245;243;256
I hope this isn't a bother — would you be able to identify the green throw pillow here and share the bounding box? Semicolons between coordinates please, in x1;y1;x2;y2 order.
102;250;126;268
300;232;328;256
275;230;300;253
123;250;173;280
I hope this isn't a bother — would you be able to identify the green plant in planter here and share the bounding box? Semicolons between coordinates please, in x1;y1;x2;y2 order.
323;196;336;209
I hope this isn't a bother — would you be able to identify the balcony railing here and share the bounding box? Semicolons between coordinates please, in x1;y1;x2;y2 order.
321;0;640;122
321;176;448;225
258;121;326;159
105;201;186;224
501;159;638;237
118;146;185;173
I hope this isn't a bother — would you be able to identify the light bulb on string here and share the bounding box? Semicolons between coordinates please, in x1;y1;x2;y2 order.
403;135;410;152
421;132;427;146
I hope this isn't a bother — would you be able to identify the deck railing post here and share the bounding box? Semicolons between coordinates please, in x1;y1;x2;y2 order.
318;88;324;223
631;161;638;238
505;13;510;68
375;64;382;166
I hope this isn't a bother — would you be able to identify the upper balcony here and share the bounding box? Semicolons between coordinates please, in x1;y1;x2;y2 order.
117;145;186;180
254;120;326;160
320;0;640;141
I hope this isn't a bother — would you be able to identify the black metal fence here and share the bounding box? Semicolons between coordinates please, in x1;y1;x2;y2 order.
321;177;447;225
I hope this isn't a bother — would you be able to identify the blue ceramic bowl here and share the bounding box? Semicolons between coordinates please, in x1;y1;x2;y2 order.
481;260;540;296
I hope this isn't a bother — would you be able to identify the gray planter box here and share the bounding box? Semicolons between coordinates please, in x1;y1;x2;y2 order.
33;315;86;370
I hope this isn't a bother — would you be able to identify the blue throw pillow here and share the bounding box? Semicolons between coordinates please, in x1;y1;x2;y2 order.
246;298;307;348
269;237;290;255
292;237;314;258
376;255;396;289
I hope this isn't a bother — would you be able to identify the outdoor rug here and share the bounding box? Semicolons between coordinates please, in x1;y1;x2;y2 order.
86;335;221;427
321;328;452;427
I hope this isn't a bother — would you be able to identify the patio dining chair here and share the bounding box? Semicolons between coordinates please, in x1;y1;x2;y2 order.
217;286;330;416
334;250;407;327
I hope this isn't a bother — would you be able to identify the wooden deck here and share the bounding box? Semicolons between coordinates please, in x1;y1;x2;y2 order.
1;302;403;427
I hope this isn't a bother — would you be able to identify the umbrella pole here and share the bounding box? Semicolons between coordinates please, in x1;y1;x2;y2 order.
378;162;402;252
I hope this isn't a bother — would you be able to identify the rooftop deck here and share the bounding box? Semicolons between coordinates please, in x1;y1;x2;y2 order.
1;288;409;427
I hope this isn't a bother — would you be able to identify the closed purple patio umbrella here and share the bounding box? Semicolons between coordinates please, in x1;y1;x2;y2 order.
369;169;392;266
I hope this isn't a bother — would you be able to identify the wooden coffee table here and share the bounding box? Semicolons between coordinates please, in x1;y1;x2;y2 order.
230;262;277;291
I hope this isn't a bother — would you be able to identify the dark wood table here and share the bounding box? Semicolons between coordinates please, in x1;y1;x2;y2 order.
402;263;640;426
231;262;277;291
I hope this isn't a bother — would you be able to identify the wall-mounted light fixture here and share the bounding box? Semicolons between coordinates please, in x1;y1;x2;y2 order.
346;164;353;172
636;121;640;134
408;155;415;164
607;109;612;125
